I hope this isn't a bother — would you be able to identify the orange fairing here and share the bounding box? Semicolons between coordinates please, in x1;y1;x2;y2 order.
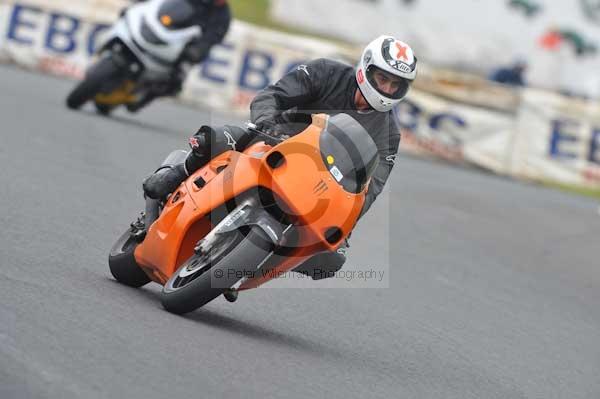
263;124;365;243
134;150;265;283
135;118;366;286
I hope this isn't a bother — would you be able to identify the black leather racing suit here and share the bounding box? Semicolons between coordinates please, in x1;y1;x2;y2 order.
250;58;401;217
179;0;231;64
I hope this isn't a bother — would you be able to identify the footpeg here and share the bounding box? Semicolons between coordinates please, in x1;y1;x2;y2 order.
131;229;146;243
223;289;238;303
129;212;147;243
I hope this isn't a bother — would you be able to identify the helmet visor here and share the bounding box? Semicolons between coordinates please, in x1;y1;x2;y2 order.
366;65;411;100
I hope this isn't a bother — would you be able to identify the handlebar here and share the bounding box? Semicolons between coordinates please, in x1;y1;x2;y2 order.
246;122;287;146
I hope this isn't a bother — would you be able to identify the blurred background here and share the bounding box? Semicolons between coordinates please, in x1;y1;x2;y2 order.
269;0;600;98
1;3;599;399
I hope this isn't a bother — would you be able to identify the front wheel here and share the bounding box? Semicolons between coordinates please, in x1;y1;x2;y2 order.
160;227;273;314
66;56;123;110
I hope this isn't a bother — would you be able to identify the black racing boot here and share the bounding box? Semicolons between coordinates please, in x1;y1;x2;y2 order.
142;163;188;200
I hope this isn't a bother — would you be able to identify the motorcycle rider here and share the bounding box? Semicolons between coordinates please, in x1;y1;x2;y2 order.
143;35;418;279
125;0;231;110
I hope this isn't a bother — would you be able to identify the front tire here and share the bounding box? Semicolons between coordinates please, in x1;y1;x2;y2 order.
66;56;122;110
108;229;151;288
160;227;273;314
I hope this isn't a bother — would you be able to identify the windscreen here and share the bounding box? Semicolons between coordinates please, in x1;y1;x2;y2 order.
319;114;379;194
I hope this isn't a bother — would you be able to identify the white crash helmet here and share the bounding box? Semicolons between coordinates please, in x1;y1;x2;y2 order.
356;35;417;112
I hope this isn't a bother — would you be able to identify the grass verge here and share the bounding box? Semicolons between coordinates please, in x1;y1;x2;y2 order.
542;181;600;200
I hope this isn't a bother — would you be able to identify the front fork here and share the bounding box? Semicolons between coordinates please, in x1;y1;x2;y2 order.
196;198;288;254
194;198;293;291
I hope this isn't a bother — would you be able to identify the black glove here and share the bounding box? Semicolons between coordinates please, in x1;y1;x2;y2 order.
254;119;276;133
182;39;212;64
255;119;289;139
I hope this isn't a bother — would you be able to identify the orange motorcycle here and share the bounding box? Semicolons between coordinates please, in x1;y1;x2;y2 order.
108;113;379;314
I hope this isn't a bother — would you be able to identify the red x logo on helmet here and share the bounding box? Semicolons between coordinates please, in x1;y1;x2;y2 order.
395;42;409;61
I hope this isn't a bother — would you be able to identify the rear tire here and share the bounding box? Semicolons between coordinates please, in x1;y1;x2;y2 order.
108;229;151;288
160;227;273;314
66;56;122;110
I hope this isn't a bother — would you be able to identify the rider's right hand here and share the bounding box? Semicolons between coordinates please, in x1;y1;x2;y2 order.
254;119;276;134
255;120;289;139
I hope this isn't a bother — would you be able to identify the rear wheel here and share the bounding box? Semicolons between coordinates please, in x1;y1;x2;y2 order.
66;56;123;110
160;227;273;314
108;229;151;288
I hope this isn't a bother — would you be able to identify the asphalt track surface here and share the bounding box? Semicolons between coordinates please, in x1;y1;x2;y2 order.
1;64;599;399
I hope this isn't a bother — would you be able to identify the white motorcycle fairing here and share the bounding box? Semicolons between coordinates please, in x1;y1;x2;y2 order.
99;0;202;75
